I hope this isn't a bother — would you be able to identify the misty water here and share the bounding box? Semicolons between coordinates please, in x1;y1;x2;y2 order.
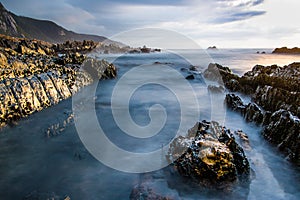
0;49;299;199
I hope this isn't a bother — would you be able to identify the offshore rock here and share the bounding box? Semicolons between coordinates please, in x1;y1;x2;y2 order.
168;121;250;189
185;74;195;80
272;47;300;54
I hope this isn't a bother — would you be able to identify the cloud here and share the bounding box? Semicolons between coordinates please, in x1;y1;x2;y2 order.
2;0;300;48
213;11;266;23
217;0;264;7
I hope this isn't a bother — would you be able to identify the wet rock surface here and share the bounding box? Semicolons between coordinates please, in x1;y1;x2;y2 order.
208;62;300;164
0;34;117;128
263;110;300;162
167;121;250;190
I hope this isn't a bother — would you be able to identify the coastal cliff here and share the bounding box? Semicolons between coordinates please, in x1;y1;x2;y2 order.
204;63;300;164
0;34;116;128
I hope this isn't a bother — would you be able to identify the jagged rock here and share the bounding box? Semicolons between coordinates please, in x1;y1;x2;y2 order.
203;63;239;88
217;61;300;164
0;34;117;128
28;75;51;108
254;85;300;117
225;94;245;115
262;110;300;164
37;73;62;105
225;94;263;125
168;121;250;189
48;70;72;99
8;77;42;115
244;103;263;124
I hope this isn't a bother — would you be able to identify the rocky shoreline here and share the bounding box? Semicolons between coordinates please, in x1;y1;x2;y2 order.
0;34;116;128
204;63;300;164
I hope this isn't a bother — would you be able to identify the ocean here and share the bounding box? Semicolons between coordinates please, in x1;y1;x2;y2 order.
0;49;299;199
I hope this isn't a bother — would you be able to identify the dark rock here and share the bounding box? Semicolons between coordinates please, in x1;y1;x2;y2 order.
185;74;195;80
254;85;300;117
225;94;246;115
207;62;300;164
189;65;198;71
180;67;188;72
207;46;218;50
262;110;300;164
244;103;263;124
168;121;250;189
225;94;263;125
203;63;238;87
141;45;151;53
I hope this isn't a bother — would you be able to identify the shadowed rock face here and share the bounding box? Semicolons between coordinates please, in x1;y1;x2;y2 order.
0;35;117;128
167;121;250;190
204;62;300;164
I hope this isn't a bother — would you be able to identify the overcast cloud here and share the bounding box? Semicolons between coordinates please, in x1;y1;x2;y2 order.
2;0;300;48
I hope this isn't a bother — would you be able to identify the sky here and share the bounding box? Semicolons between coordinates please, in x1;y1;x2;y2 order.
2;0;300;48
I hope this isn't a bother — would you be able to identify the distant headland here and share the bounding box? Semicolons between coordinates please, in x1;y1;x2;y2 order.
272;47;300;54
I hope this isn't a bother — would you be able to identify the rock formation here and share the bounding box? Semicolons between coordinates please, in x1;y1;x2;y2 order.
204;63;299;164
0;34;116;128
167;121;250;190
272;47;300;54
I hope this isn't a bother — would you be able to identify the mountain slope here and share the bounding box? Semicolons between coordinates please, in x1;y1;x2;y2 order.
0;2;107;43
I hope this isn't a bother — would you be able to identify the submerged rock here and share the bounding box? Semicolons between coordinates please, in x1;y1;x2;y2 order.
168;121;250;189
